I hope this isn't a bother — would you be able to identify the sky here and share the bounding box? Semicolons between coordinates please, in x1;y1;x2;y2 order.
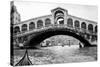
14;1;98;22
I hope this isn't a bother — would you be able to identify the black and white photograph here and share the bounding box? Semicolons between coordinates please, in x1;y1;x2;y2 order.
10;0;98;66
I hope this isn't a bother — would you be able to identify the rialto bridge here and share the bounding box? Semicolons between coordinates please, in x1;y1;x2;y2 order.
12;7;97;48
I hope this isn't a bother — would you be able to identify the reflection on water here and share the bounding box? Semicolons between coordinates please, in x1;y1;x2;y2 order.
14;46;97;65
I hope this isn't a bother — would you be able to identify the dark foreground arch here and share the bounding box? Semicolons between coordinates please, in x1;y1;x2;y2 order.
24;28;91;48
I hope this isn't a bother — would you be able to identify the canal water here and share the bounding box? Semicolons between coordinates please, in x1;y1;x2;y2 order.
14;45;97;65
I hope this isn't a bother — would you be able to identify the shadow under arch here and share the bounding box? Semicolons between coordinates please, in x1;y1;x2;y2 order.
24;28;91;48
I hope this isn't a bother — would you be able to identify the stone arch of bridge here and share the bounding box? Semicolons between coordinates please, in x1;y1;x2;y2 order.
24;28;91;48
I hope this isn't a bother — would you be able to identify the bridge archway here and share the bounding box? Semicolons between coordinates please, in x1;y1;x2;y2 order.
54;10;64;24
88;24;93;33
25;28;91;47
29;22;35;30
37;20;43;28
74;20;80;28
21;24;27;32
14;26;20;34
45;18;51;27
81;22;86;29
67;18;73;27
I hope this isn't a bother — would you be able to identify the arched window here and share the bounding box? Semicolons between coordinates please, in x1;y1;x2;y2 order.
22;24;27;32
37;20;43;28
45;18;51;27
81;22;86;29
88;24;93;33
14;26;20;34
67;18;73;27
29;22;35;30
95;25;97;33
74;20;80;28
